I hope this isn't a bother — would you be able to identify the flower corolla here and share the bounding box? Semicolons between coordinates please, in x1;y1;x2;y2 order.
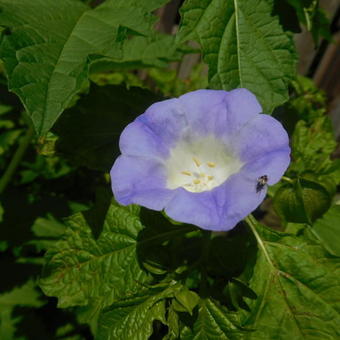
110;89;290;231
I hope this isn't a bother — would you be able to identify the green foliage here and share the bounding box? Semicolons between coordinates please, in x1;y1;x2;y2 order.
312;205;340;256
40;202;152;309
181;299;243;340
53;83;163;171
0;280;44;340
273;76;339;225
0;0;339;339
97;286;175;340
242;219;340;339
177;0;297;113
273;178;332;224
290;117;336;175
284;0;331;43
0;0;171;135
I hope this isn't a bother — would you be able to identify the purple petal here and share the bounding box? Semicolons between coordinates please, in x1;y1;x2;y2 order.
220;173;267;229
232;114;289;162
110;155;175;210
119;98;186;160
164;188;223;230
137;98;187;149
165;173;266;231
242;149;291;185
119;120;168;160
178;88;262;137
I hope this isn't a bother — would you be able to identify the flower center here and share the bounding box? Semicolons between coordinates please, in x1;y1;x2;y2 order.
165;136;243;193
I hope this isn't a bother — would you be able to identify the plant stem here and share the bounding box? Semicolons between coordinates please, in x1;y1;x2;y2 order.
0;125;34;195
245;215;274;268
281;176;294;184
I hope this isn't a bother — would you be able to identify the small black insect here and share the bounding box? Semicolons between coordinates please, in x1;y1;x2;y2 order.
256;175;268;193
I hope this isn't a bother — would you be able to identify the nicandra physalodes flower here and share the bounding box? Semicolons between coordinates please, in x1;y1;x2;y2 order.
110;89;290;231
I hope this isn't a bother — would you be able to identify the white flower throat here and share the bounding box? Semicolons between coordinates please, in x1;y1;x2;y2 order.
165;136;243;193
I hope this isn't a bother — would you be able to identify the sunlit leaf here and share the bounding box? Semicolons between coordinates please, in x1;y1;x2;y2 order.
177;0;296;112
0;0;168;135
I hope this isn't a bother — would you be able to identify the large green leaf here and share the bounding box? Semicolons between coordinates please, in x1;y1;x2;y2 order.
242;218;340;339
0;0;167;135
40;202;152;308
181;298;243;340
177;0;296;113
0;280;44;340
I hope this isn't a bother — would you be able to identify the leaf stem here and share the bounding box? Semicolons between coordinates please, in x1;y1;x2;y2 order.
281;176;294;184
0;125;34;195
245;215;274;268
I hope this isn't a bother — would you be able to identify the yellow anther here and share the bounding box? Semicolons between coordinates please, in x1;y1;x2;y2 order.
207;162;216;168
208;176;214;181
193;179;201;184
200;173;206;177
193;157;202;167
181;171;192;176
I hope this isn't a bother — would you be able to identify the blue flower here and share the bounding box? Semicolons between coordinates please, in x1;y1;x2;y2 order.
110;89;290;231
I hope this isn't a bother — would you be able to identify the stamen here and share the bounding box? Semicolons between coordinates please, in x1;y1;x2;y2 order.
208;176;214;181
193;157;202;167
200;173;206;177
193;179;201;184
207;162;216;168
181;171;192;176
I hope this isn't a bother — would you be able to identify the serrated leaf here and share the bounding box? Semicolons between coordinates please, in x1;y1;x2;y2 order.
290;117;336;175
97;286;177;340
39;202;152;308
177;0;296;113
181;298;243;340
312;205;340;257
242;219;340;339
273;178;331;224
0;0;166;135
53;83;163;172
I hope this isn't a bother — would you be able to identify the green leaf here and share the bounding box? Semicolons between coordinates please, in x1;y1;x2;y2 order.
39;202;152;308
177;0;296;113
284;0;331;43
91;34;183;71
290;117;336;175
173;287;200;315
312;205;340;257
97;286;177;340
0;280;43;307
0;130;22;155
29;214;67;252
273;178;332;224
0;280;44;340
181;298;243;340
0;0;166;135
242;218;340;339
53;83;163;171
